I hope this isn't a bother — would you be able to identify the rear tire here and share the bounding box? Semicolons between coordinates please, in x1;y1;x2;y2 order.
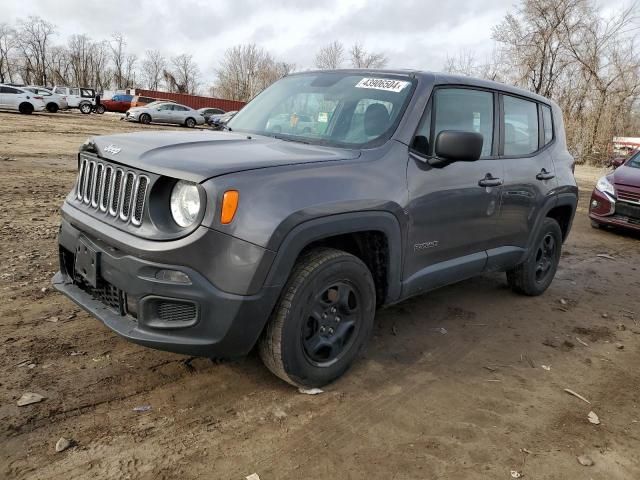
19;103;34;115
185;117;196;128
506;217;562;296
139;113;151;125
259;248;376;388
46;103;59;113
79;103;92;114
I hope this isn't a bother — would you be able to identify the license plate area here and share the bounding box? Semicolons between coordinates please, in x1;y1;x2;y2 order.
74;238;100;287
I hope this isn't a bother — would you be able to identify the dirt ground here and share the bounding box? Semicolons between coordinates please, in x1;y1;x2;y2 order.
1;110;639;480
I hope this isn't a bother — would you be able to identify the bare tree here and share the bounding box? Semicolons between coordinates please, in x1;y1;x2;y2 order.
350;42;388;69
124;53;137;87
169;53;199;94
15;16;55;85
216;44;294;102
315;41;344;69
141;49;166;90
0;23;16;83
110;33;127;88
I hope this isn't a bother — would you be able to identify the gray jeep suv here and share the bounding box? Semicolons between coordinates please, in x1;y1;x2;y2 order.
53;70;578;387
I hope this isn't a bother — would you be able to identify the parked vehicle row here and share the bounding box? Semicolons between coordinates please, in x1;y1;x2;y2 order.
124;101;205;127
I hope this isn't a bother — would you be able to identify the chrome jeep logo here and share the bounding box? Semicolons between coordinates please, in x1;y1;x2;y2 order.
104;144;121;155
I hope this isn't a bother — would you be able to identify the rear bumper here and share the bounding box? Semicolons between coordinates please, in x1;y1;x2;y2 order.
53;218;281;357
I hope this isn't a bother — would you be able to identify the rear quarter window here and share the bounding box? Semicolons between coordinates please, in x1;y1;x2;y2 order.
542;105;554;145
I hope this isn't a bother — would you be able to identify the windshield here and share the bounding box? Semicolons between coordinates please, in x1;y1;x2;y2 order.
227;72;415;148
628;150;640;168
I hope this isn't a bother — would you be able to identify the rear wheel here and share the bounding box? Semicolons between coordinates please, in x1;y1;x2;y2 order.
506;217;562;296
46;103;59;113
79;103;92;114
139;113;151;125
19;103;34;115
185;117;196;128
259;248;376;388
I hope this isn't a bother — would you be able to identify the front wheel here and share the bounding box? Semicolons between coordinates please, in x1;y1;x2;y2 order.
506;217;562;296
46;103;59;113
95;104;106;114
259;248;376;388
139;113;151;124
79;103;92;114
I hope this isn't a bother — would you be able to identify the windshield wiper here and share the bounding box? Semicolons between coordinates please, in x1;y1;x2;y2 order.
270;134;310;145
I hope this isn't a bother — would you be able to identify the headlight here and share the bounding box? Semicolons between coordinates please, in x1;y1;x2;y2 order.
170;180;201;227
595;176;615;197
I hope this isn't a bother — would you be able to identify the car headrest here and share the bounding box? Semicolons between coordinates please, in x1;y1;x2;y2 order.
364;103;390;137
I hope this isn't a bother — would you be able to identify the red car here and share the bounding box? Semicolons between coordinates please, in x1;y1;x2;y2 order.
100;94;133;113
589;151;640;232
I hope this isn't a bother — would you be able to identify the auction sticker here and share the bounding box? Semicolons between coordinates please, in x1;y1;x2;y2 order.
355;78;410;92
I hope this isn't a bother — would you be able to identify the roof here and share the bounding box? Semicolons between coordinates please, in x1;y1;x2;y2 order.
287;69;555;106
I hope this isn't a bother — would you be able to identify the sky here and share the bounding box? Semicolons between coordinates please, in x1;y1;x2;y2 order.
3;0;634;85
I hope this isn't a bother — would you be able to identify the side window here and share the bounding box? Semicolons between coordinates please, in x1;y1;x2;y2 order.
54;87;66;94
503;95;539;156
433;88;494;157
71;88;80;96
542;104;554;145
2;87;20;94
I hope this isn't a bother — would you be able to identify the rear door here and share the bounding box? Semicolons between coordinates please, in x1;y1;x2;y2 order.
0;86;23;110
497;94;557;253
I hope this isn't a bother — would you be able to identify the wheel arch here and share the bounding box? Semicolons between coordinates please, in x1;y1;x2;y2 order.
524;192;577;255
263;211;403;305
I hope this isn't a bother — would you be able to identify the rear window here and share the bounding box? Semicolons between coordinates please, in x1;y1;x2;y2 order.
503;95;539;156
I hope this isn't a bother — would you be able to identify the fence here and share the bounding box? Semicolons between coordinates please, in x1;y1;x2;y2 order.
135;89;246;112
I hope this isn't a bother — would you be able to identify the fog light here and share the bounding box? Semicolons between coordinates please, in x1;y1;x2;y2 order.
591;200;599;208
155;269;191;284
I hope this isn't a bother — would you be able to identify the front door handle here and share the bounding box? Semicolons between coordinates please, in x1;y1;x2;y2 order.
536;168;555;181
478;174;503;188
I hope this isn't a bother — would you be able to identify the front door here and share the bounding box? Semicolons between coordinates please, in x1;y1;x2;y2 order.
404;87;503;297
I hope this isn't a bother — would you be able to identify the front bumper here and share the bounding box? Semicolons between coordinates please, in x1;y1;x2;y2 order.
589;188;640;231
53;218;281;357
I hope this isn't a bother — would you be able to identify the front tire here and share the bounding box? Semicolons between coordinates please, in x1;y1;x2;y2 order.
259;248;376;388
46;103;59;113
506;217;562;296
95;104;106;114
139;113;151;124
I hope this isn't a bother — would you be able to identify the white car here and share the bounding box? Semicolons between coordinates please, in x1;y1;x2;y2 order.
24;86;69;113
125;102;205;127
0;84;46;114
52;86;96;114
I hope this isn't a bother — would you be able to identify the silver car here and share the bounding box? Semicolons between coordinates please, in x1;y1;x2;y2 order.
125;102;205;128
24;86;69;113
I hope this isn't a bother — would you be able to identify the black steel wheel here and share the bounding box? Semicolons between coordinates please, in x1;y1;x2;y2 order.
19;103;34;114
259;248;376;387
46;103;59;113
507;217;562;296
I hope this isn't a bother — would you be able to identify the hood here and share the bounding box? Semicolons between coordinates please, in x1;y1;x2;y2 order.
90;131;360;182
612;163;640;188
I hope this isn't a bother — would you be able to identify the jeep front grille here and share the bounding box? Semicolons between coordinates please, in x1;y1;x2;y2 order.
75;154;149;226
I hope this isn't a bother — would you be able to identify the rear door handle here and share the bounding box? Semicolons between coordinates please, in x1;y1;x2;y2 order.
478;174;503;188
536;168;555;181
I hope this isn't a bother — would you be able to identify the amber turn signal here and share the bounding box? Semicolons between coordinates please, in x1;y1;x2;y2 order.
221;190;239;224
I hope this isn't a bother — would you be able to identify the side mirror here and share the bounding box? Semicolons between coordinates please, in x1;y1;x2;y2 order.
610;157;625;169
434;130;483;163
